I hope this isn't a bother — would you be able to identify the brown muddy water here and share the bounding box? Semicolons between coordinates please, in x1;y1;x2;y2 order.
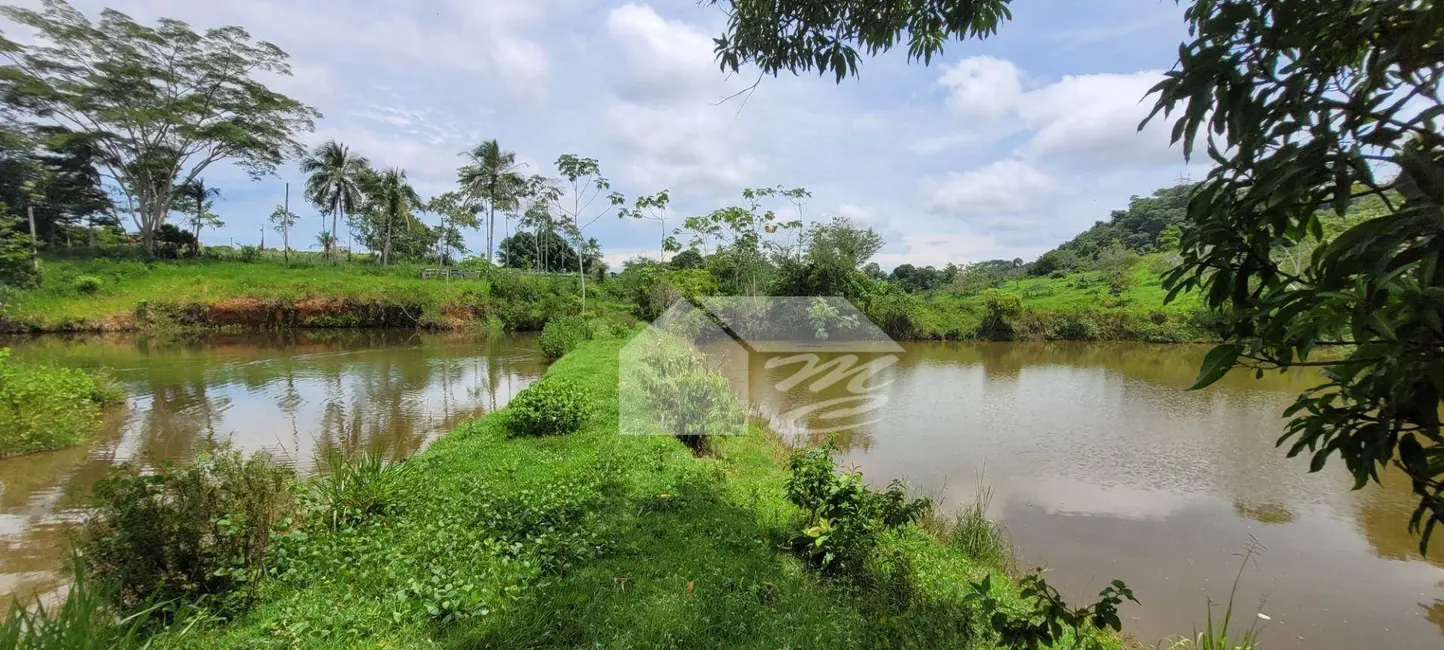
747;341;1444;650
0;330;546;602
1;335;1440;648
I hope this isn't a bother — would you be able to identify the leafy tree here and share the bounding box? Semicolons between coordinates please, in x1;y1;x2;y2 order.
514;174;563;273
28;126;114;246
267;205;298;262
172;179;222;257
498;230;577;273
774;216;882;297
153;223;195;258
1142;0;1444;550
356;168;422;266
618;190;672;262
1094;241;1138;296
669;248;705;270
674;186;804;295
426;191;481;268
890;263;945;293
554;154;624;313
0;1;319;252
460;140;525;265
300;141;369;261
0;212;36;290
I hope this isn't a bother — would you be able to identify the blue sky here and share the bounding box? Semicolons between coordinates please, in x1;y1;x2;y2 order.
16;0;1206;269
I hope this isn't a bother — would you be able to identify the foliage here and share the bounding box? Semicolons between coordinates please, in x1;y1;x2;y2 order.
310;452;414;530
497;229;579;273
266;204;299;258
0;560;159;650
0;0;319;251
0;347;120;457
1094;241;1139;296
539;315;590;360
171;179;222;256
355;167;423;266
785;444;931;576
505;376;590;438
617;189;672;262
713;0;1012;82
0;213;36;290
300;141;369;261
943;488;1011;571
978;288;1022;340
965;572;1137;650
772;216;880;297
459;140;525;264
70;274;101;294
553;154;624;313
1145;0;1444;550
76;446;298;613
669;248;705;270
1051;184;1192;262
675;186;805;296
627;334;747;453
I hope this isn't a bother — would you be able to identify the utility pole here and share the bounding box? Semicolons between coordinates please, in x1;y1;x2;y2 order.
27;203;38;272
283;182;290;263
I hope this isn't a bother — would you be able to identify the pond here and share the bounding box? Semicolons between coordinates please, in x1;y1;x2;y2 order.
747;341;1444;650
0;334;1439;648
0;330;547;602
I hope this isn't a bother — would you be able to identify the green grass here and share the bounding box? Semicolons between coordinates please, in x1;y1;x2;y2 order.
137;339;1106;650
915;255;1215;342
0;347;123;457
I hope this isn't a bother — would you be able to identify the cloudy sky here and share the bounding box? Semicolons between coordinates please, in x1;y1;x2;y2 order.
11;0;1206;269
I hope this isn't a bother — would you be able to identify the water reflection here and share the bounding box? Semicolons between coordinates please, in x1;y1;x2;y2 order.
0;331;546;602
746;341;1444;649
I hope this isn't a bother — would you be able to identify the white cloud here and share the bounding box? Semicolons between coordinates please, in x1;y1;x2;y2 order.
934;57;1179;167
923;159;1058;220
602;3;762;195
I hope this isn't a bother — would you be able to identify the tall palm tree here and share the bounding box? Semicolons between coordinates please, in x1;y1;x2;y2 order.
300;141;369;261
359;167;422;266
174;178;221;258
458;139;524;264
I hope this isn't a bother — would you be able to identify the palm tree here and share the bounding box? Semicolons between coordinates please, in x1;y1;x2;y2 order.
173;178;221;257
359;167;422;266
458;139;524;264
300;141;369;261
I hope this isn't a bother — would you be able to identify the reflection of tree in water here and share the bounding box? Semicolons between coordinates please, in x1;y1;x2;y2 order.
1426;597;1443;636
1356;466;1444;569
135;378;231;462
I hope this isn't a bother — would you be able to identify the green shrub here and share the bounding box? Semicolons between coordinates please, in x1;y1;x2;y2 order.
71;275;103;294
310;452;413;529
76;446;298;613
943;489;1011;571
539;315;589;360
977;289;1022;340
506;377;590;437
0;349;123;457
1052;311;1102;341
785;444;930;576
631;336;746;454
608;321;634;338
238;245;260;262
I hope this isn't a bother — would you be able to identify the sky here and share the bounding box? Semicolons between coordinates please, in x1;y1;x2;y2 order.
6;0;1210;270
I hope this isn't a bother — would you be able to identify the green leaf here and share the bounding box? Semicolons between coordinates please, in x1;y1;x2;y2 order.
1189;344;1241;390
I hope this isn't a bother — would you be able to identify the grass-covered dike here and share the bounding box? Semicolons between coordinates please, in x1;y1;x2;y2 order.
8;338;1134;650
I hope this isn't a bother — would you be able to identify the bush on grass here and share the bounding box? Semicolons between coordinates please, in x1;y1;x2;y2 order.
506;377;590;437
75;446;298;614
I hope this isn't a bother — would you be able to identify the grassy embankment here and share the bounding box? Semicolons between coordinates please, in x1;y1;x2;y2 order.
126;338;1111;650
0;347;122;457
4;255;1212;342
0;258;627;333
912;256;1212;342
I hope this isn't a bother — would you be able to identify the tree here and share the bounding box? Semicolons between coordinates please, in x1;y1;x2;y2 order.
426;191;480;268
618;190;672;262
357;168;422;266
773;216;882;297
1094;241;1138;296
515;174;563;273
267;204;297;262
0;1;319;252
497;230;577;273
554;154;624;313
1142;0;1444;550
459;140;525;265
300;141;369;261
672;186;804;295
670;248;705;270
173;179;222;257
